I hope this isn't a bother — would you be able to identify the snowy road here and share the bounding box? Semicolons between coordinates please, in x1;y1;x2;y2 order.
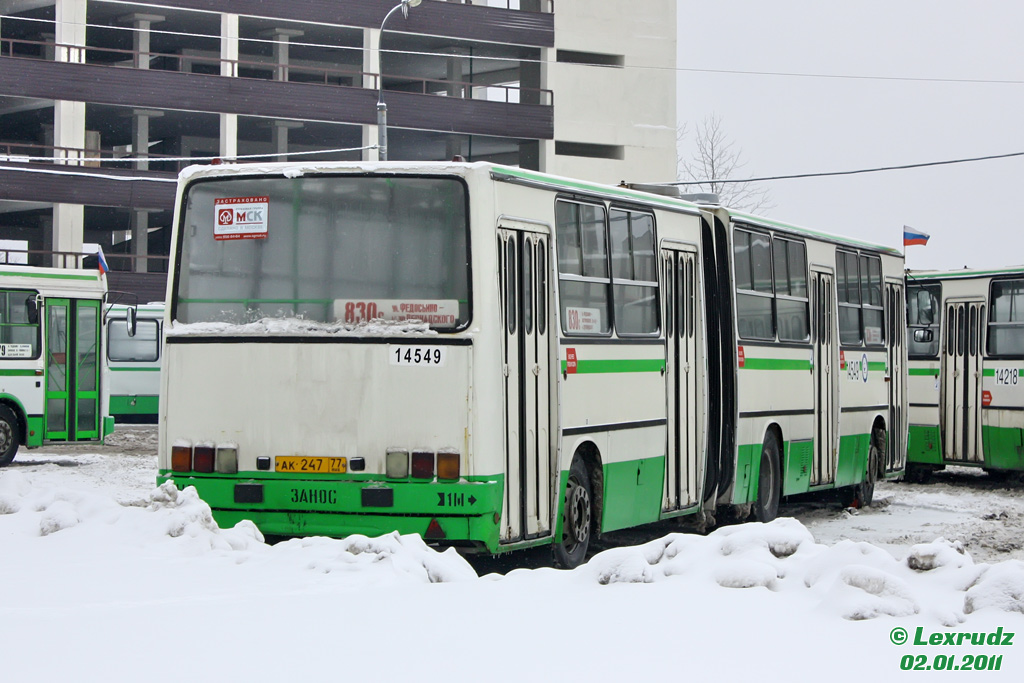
8;425;1024;566
3;426;1024;681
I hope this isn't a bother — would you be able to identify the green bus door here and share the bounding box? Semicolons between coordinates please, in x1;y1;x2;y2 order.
45;298;101;442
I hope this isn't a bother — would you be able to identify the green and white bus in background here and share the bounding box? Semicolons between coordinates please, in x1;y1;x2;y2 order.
0;265;113;466
905;266;1024;481
107;303;163;423
158;161;905;567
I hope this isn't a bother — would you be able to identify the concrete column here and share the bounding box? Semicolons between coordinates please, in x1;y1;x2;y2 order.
54;0;86;163
271;121;303;161
54;0;86;64
260;28;304;82
129;109;163;170
130;210;151;273
120;13;165;69
51;204;84;268
220;14;239;159
52;1;86;267
447;50;467;99
362;28;380;162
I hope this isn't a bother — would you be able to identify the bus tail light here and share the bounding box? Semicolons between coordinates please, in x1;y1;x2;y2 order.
386;448;409;478
171;442;192;472
194;444;215;473
216;445;238;474
437;449;460;481
411;449;434;479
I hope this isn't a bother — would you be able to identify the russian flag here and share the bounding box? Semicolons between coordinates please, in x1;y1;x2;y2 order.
96;246;110;276
903;226;930;247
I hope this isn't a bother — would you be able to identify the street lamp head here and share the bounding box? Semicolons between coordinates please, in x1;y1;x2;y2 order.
401;0;421;19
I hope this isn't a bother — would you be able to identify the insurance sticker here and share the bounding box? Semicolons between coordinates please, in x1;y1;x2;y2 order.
214;196;269;241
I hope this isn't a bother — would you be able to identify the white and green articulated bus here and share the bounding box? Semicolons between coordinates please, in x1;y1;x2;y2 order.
696;203;908;517
158;161;905;567
905;266;1024;481
0;265;114;466
107;303;163;423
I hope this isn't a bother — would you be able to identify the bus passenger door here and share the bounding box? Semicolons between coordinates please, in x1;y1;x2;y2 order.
811;269;838;485
662;247;702;511
942;300;984;462
44;298;101;442
885;281;907;472
498;227;552;541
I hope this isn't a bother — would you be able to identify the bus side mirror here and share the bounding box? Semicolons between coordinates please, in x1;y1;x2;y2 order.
25;297;39;325
126;307;138;337
913;329;933;343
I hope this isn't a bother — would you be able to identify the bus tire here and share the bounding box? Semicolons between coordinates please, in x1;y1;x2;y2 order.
752;432;781;523
0;404;20;467
853;429;882;507
552;457;593;569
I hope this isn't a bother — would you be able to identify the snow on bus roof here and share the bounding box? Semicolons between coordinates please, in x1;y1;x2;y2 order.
907;265;1024;281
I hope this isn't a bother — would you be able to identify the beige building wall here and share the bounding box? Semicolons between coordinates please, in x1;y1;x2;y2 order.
542;0;677;185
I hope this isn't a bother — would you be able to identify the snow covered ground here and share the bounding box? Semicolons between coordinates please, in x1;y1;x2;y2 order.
2;427;1023;681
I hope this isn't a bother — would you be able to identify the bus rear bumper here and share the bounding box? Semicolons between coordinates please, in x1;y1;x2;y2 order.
158;472;504;552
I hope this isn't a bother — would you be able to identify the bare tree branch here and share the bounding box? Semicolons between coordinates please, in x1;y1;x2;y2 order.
677;114;775;214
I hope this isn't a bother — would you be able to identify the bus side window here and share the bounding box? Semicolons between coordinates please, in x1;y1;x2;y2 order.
555;200;610;335
734;228;774;341
0;289;41;358
988;278;1024;356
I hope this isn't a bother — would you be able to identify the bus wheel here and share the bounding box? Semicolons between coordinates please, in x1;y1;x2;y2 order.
0;405;20;467
752;432;781;523
853;429;881;507
552;457;592;569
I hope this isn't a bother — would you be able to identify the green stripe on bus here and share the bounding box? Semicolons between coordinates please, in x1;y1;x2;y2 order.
867;361;888;372
109;366;161;372
0;270;99;281
982;368;1024;377
560;358;664;374
909;368;940;376
742;358;811;371
0;369;38;376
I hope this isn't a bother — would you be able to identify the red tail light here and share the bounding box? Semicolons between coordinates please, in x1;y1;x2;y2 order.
171;443;193;472
411;450;434;479
194;445;215;473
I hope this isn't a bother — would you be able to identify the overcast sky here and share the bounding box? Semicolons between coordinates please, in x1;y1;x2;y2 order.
675;0;1023;271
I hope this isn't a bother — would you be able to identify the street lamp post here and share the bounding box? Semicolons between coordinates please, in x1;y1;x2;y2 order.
377;0;421;162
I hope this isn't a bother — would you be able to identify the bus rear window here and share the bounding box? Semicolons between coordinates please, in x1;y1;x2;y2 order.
176;175;470;330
